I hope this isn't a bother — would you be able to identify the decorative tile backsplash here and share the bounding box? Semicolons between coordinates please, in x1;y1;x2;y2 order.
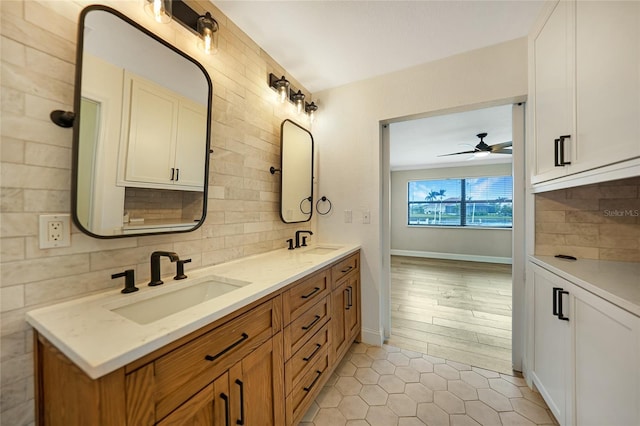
535;176;640;262
0;1;313;424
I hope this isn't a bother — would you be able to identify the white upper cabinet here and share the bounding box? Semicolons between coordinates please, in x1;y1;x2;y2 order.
532;0;575;182
574;1;640;174
530;0;640;186
119;72;207;191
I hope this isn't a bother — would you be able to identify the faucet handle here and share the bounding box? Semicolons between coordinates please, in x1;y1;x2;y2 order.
112;269;138;294
286;238;294;250
174;258;192;280
301;236;309;247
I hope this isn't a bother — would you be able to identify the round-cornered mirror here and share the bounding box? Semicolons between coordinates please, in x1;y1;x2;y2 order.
72;5;212;238
279;120;314;223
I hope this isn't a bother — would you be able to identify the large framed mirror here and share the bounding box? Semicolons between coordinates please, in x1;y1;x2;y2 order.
279;120;314;223
72;5;212;238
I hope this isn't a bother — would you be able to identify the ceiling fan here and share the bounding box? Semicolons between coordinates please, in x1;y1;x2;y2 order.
439;133;512;158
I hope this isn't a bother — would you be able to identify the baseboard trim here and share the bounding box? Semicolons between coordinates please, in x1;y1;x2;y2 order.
390;249;512;265
360;327;384;346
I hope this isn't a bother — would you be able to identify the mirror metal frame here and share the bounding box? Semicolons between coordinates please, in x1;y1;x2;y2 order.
278;119;314;224
71;5;212;238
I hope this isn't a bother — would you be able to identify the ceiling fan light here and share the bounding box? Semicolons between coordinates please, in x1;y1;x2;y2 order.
474;151;490;158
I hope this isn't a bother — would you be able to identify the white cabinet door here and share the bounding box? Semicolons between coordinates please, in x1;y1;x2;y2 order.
124;76;178;186
574;1;640;173
174;100;207;189
532;0;575;183
573;285;640;426
531;264;571;425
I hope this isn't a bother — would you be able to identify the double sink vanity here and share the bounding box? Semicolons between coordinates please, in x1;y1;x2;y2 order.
28;244;361;425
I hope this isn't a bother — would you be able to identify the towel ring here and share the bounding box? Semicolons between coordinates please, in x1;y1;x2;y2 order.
300;196;312;215
316;196;332;215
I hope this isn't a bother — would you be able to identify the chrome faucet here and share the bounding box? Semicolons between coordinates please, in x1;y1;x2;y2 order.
295;230;313;248
149;251;180;286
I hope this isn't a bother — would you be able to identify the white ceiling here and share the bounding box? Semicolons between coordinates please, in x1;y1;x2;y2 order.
389;104;513;170
213;0;544;93
211;1;539;169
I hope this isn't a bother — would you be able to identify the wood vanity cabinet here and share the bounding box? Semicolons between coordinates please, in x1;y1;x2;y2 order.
529;262;640;426
530;0;640;186
33;250;361;426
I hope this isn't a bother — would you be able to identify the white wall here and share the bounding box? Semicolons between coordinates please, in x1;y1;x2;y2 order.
313;38;527;344
391;164;512;262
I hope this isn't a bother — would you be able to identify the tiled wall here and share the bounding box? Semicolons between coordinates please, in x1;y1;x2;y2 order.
535;176;640;262
124;187;203;222
0;1;313;424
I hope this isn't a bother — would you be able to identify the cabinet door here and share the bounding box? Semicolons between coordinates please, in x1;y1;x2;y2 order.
574;1;640;172
530;265;571;425
157;373;228;426
532;0;575;182
229;334;285;426
345;275;360;341
332;279;349;361
174;100;207;189
124;76;178;186
572;286;640;426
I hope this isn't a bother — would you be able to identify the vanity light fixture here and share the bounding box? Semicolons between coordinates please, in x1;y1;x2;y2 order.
156;0;219;55
145;0;172;24
290;90;305;114
305;101;318;123
197;12;219;55
269;74;291;103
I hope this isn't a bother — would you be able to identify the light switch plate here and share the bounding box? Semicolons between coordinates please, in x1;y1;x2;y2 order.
363;210;371;224
39;214;71;249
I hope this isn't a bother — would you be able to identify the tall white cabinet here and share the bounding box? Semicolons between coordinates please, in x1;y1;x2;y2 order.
529;262;640;426
530;0;640;186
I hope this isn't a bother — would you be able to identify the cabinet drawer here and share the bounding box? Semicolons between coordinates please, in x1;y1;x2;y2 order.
286;346;330;426
283;270;329;324
285;322;330;396
148;299;277;422
331;253;359;289
284;296;330;360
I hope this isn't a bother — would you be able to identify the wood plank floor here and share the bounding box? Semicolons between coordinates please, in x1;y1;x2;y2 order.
387;256;514;374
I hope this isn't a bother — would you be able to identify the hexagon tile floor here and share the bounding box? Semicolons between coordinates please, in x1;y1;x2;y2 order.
300;342;558;426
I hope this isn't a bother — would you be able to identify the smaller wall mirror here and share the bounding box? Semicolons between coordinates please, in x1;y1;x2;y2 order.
72;5;212;238
279;120;314;223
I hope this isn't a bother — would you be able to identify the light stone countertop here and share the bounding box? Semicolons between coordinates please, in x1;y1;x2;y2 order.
530;255;640;316
26;243;361;379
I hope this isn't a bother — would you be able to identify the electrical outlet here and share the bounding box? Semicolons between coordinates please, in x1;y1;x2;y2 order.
39;214;71;249
363;210;371;224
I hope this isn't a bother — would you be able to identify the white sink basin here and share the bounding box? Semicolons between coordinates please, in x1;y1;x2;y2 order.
111;277;250;325
302;246;341;255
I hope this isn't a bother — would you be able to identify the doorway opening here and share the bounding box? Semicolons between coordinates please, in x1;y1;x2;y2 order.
381;102;526;374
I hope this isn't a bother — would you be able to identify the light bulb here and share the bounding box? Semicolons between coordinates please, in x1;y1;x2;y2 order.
278;86;287;103
474;151;490;158
145;0;172;24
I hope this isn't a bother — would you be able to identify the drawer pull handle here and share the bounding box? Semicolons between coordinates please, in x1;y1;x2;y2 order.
302;315;321;330
220;393;230;426
301;286;320;299
340;265;353;274
552;287;561;317
303;343;322;362
303;370;322;392
170;167;175;180
205;333;249;362
235;379;245;425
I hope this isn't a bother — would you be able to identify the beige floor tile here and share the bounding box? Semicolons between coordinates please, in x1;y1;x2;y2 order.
395;366;421;383
416;402;449;426
510;398;553;424
477;388;513;412
420;372;448;391
499;411;537;426
359;384;389;406
335;376;363;396
350;353;373;368
434;363;461;380
451;414;482;426
398;417;427;426
371;358;396;375
337;395;368;420
387;393;418;416
465;400;502;425
448;380;479;401
409;357;434;373
366;405;399;426
404;382;434;403
354;367;380;385
379;374;406;394
460;371;490;389
434;390;465;414
316;386;343;408
488;378;523;398
313;407;347;426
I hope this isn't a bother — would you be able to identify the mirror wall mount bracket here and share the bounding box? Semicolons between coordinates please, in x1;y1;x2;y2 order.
50;110;75;128
270;166;281;175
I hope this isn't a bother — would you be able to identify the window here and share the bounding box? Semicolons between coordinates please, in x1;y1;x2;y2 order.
408;176;513;227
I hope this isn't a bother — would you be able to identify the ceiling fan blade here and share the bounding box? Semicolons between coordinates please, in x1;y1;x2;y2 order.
438;150;478;157
492;150;513;154
489;141;512;151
